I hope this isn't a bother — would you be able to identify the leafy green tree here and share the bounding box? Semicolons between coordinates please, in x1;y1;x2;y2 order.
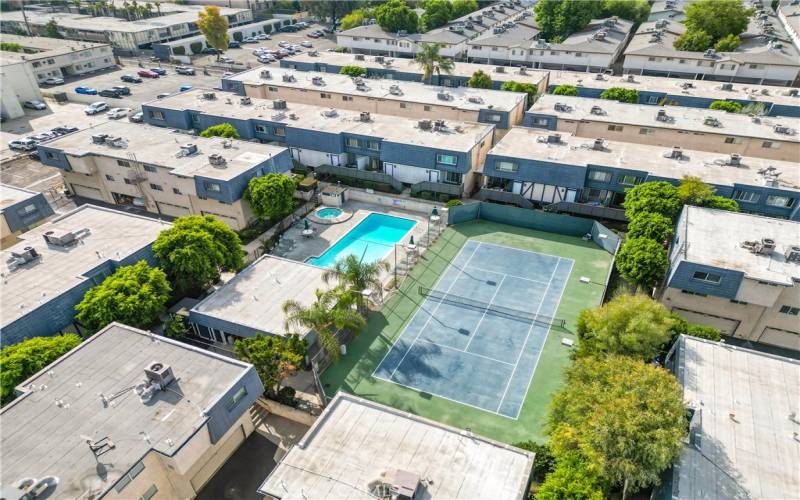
552;84;578;96
199;122;240;139
536;453;606;500
626;212;674;242
548;355;686;499
451;0;478;18
44;19;63;38
684;0;753;42
233;333;307;397
601;0;650;22
421;0;452;30
244;173;296;220
515;441;556;483
1;334;82;404
535;0;603;42
375;0;418;33
164;314;188;339
623;181;682;219
674;29;712;51
467;69;492;89
616;237;668;290
75;261;171;333
283;289;366;363
233;31;244;42
190;41;203;54
714;33;742;52
321;254;389;314
677;175;715;206
301;1;359;31
0;42;22;52
709;100;743;113
705;196;740;212
500;80;538;105
576;294;676;360
414;43;454;83
153;215;245;297
340;9;366;30
339;65;367;77
599;87;639;104
669;313;722;343
197;5;229;60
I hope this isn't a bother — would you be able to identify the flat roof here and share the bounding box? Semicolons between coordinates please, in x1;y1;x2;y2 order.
44;122;288;181
680;205;800;285
229;66;527;112
258;393;534;500
529;94;800;142
150;89;495;152
0;322;254;499
0;34;110;61
191;255;329;337
544;17;634;54
0;184;40;211
468;19;539;48
1;205;169;328
284;52;550;88
671;336;800;499
488;127;800;190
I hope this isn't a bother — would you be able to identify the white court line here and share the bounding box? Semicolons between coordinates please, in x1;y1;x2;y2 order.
463;274;506;352
417;338;515;367
495;257;559;414
465;265;551;286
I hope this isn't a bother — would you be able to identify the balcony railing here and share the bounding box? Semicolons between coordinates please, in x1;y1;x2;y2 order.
547;201;627;221
477;188;534;209
315;164;403;192
411;181;464;197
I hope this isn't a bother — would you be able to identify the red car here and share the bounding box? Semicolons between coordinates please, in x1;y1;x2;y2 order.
137;69;159;78
306;32;321;38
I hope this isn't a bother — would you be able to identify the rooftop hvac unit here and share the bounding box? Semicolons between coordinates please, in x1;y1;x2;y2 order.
759;237;776;254
788;89;798;97
626;74;635;82
260;70;271;79
418;119;432;130
595;31;607;41
240;96;252;105
547;133;561;144
359;111;371;122
728;153;742;166
389;85;402;95
704;48;716;57
106;137;125;148
590;105;604;115
595;73;605;80
202;91;216;100
144;362;175;388
774;124;794;134
669;146;682;159
592;138;605;150
9;246;39;265
282;74;295;82
181;143;198;155
273;99;287;110
208;153;227;167
720;83;733;91
322;108;338;117
312;76;324;86
433;119;446;130
374;56;384;63
703;116;721;127
554;102;571;112
785;245;800;263
680;82;694;89
468;96;483;104
495;66;505;73
308;50;318;57
437;91;452;101
91;134;109;144
43;229;87;246
289;113;298;120
355;54;365;61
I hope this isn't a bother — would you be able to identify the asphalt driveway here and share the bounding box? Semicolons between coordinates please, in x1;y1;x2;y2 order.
196;432;278;500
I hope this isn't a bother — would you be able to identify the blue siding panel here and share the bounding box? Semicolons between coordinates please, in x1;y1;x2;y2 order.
2;192;54;232
205;367;263;443
667;261;743;299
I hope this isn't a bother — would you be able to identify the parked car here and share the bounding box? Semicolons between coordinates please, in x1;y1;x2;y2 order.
307;31;321;38
257;56;274;63
30;131;57;141
219;56;234;64
52;125;79;135
23;100;47;110
112;85;131;95
107;107;131;119
84;101;108;115
301;40;313;48
222;72;234;78
201;47;219;54
98;88;123;98
323;26;335;34
156;92;172;99
179;84;193;92
121;74;143;83
278;41;290;48
242;37;257;43
28;150;40;160
228;41;240;48
75;86;98;95
129;111;144;123
149;67;167;76
175;66;195;75
137;70;159;78
256;34;269;40
43;77;65;85
9;138;38;151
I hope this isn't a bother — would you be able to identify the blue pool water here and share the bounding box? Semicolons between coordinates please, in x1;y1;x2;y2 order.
316;207;343;219
306;213;416;268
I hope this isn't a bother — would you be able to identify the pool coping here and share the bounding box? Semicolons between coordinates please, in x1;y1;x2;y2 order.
307;206;354;225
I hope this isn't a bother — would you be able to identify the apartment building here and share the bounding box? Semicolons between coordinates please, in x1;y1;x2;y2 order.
37;122;292;229
525;95;800;161
0;205;168;346
469;17;634;73
623;15;800;86
143;89;495;197
153;18;288;60
0;58;42;119
660;336;799;499
0;35;114;83
281;51;550;94
0;5;252;52
259;393;535;500
224;67;527;134
663;206;800;350
337;0;528;60
548;70;800;117
0;184;54;248
1;322;263;499
480;127;799;220
646;0;688;22
778;0;800;48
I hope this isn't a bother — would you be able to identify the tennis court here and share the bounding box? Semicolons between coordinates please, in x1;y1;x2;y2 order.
374;239;573;419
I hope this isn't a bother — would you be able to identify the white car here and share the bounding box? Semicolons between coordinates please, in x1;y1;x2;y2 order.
24;100;47;110
84;101;108;115
107;107;131;119
222;72;234;78
256;34;269;40
278;41;290;48
257;56;274;63
43;77;65;85
9;138;38;151
301;41;313;48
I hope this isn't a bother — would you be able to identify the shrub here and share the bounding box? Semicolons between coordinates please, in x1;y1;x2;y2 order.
599;87;639;103
1;334;82;405
626;212;674;242
709;100;743;113
714;33;741;52
199;122;240;139
552;84;578;96
190;41;203;54
515;441;556;483
615;237;669;290
536;453;606;500
445;199;463;208
339;65;367;77
233;31;243;42
172;46;186;56
0;42;23;52
467;70;492;89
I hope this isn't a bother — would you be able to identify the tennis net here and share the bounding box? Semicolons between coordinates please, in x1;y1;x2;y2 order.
418;286;566;328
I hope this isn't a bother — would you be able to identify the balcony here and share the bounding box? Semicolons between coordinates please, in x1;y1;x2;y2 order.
477;188;534;209
411;181;464;198
547;201;627;221
314;164;402;192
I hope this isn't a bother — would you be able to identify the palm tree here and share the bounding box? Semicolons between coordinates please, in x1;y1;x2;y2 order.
283;289;366;363
322;255;388;314
414;43;455;85
154;1;161;17
72;0;81;14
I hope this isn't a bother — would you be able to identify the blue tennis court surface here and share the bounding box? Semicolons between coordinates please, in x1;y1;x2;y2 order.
373;240;573;419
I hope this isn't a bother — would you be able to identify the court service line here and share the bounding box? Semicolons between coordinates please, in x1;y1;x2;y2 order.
387;242;483;381
465;265;551;286
495;257;559;413
463;274;507;353
416;338;515;367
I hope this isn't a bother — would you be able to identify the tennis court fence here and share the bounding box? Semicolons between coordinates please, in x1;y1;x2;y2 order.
418;286;566;328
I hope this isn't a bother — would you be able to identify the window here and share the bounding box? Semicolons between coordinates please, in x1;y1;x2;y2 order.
342;95;353;101
117;160;131;167
345;137;360;148
114;461;145;493
485;114;502;123
766;195;795;207
443;171;462;184
588;170;612;182
618;175;640;186
681;290;707;297
149;110;164;121
400;102;408;109
226;386;248;411
140;485;158;500
143;165;157;173
724;136;742;144
173;187;182;195
532;118;548;126
149;183;163;191
607;124;623;132
496;161;518;173
735;191;759;203
679;59;686;64
273;127;286;137
105;174;115;181
749;64;759;69
267;86;278;92
647;96;660;104
367;140;380;151
692;271;722;284
45;151;57;159
762;141;780;149
124;178;134;185
575;52;582;57
255;124;267;133
639;127;655;135
205;182;221;192
730;299;749;305
779;305;800;315
320;92;331;99
17;203;37;216
436;153;457;166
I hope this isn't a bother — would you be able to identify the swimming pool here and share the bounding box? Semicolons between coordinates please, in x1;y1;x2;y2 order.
306;213;416;268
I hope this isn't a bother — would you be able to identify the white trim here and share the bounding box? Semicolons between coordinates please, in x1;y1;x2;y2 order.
416;338;515;367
